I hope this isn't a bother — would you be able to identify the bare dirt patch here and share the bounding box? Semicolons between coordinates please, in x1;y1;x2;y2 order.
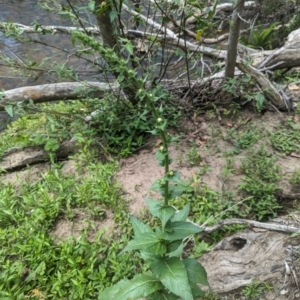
115;143;200;214
50;209;115;242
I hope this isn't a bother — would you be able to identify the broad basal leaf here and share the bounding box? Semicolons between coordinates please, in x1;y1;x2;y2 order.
98;279;128;299
190;283;205;297
130;215;152;237
121;232;166;255
99;274;162;300
164;221;203;241
148;289;179;300
171;204;190;222
151;257;193;300
183;258;209;286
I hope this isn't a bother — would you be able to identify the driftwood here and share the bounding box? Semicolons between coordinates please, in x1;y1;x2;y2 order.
0;138;78;172
0;22;101;35
200;227;300;297
199;212;300;296
0;82;119;111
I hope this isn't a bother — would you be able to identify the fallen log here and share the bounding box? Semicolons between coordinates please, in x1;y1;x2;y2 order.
0;82;120;111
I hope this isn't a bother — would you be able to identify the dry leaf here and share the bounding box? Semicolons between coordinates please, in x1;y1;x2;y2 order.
196;116;204;123
291;152;300;158
201;135;211;141
197;140;206;146
154;139;163;147
244;117;252;124
294;116;299;123
288;84;300;90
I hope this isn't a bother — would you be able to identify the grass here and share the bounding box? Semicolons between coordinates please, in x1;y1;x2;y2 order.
271;118;300;154
290;169;300;185
239;146;282;220
0;164;143;299
241;280;272;299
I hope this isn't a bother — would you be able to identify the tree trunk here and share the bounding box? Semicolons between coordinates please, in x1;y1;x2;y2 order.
94;0;119;49
225;0;246;78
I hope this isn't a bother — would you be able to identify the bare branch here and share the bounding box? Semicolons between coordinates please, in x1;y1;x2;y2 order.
202;218;300;235
0;21;101;35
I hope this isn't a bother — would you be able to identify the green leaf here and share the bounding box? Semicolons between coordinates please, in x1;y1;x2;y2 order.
160;206;176;228
109;10;118;22
118;74;125;83
255;93;266;112
35;261;46;276
167;242;184;258
121;232;166;255
168;184;186;199
125;42;134;55
145;198;163;218
151;179;165;195
45;139;59;152
190;284;205;297
164;221;203;241
88;1;95;11
144;200;175;227
155;149;167;166
99;274;162;300
4;105;13;117
183;258;209;286
171;204;190;222
167;170;181;183
130;215;152;237
151;257;193;300
148;289;178;300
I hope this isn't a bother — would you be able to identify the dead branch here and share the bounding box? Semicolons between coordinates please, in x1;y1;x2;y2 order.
2;19;299;69
0;82;119;111
0;21;101;35
186;1;256;25
202;218;300;235
122;3;227;59
235;60;286;108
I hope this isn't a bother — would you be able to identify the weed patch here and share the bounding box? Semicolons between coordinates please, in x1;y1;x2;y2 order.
0;163;142;299
239;147;282;220
226;127;260;153
271;118;300;154
289;169;300;185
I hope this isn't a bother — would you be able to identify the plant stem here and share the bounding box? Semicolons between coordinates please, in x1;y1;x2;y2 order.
160;130;169;206
148;100;170;206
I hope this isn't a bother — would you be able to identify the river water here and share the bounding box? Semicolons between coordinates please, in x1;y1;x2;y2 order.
0;0;98;90
0;0;235;92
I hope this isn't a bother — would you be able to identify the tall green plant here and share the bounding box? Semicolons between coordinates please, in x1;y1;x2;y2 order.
72;30;209;300
98;91;209;299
